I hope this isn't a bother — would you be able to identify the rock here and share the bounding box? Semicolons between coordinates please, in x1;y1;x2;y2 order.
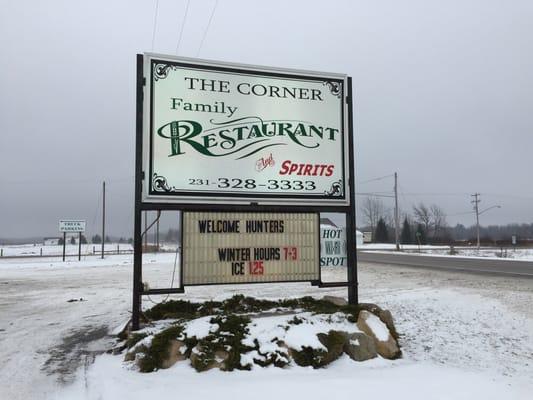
342;332;377;361
322;295;348;306
359;302;382;315
377;309;399;340
161;339;188;369
357;310;401;359
189;345;229;371
359;303;400;340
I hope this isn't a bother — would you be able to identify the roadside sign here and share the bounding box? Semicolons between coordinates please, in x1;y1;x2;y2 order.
131;53;358;331
182;212;319;285
59;220;86;233
142;54;349;206
59;220;85;262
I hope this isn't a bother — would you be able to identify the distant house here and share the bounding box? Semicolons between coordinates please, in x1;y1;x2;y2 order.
43;237;60;246
362;232;372;243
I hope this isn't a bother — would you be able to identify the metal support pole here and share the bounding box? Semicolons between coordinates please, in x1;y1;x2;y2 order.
471;193;480;250
62;232;66;261
102;181;106;259
78;232;82;261
132;54;144;331
346;77;358;305
394;172;399;251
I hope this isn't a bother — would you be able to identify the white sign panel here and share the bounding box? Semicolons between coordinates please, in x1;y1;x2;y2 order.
320;225;347;267
183;212;319;285
142;54;349;206
59;220;86;233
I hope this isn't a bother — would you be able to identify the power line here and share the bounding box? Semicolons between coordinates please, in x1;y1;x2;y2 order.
444;210;476;217
356;191;394;195
399;192;471;197
355;193;395;198
151;0;160;52
175;0;191;55
358;174;395;185
3;176;134;185
196;0;218;57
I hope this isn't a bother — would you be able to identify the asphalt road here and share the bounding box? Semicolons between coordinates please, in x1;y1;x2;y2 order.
357;251;533;278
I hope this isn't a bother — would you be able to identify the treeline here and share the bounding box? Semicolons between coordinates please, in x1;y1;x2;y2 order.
359;197;533;244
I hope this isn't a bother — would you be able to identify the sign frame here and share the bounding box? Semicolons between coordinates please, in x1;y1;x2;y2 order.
131;54;358;330
141;53;350;206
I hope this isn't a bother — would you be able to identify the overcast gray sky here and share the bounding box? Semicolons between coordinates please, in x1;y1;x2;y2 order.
1;0;532;239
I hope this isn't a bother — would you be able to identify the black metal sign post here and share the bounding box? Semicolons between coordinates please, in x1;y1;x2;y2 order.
132;54;145;331
131;54;358;331
346;77;358;305
78;232;82;261
62;232;66;262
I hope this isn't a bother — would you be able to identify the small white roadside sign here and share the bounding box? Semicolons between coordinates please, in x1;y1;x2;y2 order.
59;220;86;233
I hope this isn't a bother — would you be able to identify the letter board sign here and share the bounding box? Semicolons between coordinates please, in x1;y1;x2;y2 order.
142;54;349;206
182;212;320;285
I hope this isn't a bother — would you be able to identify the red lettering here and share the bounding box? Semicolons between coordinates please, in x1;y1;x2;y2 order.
303;164;313;175
279;160;291;175
289;163;299;174
279;161;336;176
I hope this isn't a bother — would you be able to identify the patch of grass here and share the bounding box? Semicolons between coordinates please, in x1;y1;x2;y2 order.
144;300;201;320
220;295;279;314
287;316;304;325
126;332;148;349
292;330;346;368
143;295;361;323
191;314;253;372
291;346;329;368
252;339;289;368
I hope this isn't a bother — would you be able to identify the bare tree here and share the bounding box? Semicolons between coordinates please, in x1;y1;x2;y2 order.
430;204;448;239
413;202;432;233
360;196;385;234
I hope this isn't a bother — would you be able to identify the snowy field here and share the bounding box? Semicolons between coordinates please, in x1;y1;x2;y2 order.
360;243;533;261
1;253;532;399
0;243;134;257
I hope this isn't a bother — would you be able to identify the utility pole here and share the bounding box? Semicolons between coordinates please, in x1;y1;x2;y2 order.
394;172;400;251
471;193;480;251
101;181;106;259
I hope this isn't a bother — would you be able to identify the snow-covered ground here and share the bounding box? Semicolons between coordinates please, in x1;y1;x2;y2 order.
0;243;133;257
360;243;533;261
0;253;532;399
